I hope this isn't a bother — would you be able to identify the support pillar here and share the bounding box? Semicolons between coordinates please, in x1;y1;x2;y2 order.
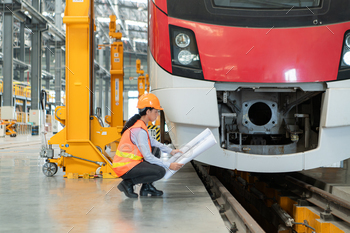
54;0;62;107
2;7;16;120
30;0;42;111
29;0;43;125
45;47;50;89
3;10;13;107
54;45;62;106
20;22;25;82
30;28;42;111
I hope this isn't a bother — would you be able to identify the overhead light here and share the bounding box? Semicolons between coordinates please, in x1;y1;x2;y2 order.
125;20;147;27
97;17;122;24
121;37;130;41
42;12;49;16
133;38;147;43
124;0;147;3
97;17;110;23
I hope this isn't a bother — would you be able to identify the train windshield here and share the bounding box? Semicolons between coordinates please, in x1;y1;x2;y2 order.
213;0;321;8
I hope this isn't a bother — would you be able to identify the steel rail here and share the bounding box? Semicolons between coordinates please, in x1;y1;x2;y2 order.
193;162;265;233
286;176;350;223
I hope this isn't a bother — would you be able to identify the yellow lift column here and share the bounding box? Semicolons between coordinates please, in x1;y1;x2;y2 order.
135;59;160;141
136;59;146;98
40;0;119;178
145;74;150;93
104;15;124;152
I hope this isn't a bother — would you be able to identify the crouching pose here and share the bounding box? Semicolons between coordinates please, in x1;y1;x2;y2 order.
113;93;183;198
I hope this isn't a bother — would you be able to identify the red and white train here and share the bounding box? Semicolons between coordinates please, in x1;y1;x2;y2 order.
148;0;350;172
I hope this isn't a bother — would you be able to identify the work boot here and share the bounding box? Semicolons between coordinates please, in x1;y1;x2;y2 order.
140;183;163;196
149;183;163;196
118;179;138;198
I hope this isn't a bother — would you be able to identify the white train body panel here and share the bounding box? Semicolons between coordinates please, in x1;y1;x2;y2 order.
150;55;350;172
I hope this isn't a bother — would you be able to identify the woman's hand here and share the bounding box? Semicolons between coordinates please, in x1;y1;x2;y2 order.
169;163;184;171
170;149;182;156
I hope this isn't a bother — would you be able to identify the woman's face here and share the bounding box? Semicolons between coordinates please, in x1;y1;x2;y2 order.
147;109;160;122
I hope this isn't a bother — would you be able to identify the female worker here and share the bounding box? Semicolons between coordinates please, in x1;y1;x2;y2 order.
113;93;184;198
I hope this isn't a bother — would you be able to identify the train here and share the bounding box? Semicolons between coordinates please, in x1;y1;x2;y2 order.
148;0;350;172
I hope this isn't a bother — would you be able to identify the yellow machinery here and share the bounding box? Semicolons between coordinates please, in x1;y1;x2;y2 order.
40;0;123;178
104;15;124;152
228;171;346;233
136;59;150;97
134;59;161;141
3;120;16;137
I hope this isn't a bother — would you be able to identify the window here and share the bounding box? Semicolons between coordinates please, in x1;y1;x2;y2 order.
128;91;139;119
213;0;321;9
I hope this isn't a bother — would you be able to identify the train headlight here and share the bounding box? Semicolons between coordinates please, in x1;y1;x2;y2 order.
338;32;350;79
170;25;203;79
175;33;190;48
346;35;350;48
178;50;192;65
343;52;350;66
340;32;350;70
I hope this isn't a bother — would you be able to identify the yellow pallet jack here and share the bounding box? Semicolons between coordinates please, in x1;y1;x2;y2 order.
40;0;124;179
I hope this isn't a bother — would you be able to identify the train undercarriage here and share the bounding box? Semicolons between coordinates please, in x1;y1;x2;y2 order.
218;86;324;155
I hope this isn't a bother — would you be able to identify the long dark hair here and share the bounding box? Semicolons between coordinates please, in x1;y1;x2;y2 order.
121;107;154;135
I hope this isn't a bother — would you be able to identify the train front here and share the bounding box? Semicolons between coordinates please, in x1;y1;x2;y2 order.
148;0;350;172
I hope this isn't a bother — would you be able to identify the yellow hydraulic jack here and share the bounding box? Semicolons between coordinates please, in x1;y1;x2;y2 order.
136;59;150;97
3;120;17;137
104;15;124;152
39;0;123;179
135;59;161;141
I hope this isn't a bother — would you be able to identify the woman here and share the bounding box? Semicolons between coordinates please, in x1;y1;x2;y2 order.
113;93;184;198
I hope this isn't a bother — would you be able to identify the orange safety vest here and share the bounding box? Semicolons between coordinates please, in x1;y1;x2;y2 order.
113;120;152;177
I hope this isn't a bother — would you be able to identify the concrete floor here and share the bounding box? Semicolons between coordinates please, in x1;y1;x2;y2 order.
0;135;228;233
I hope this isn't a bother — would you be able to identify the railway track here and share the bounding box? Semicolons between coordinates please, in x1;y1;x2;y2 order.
193;161;265;233
192;161;350;233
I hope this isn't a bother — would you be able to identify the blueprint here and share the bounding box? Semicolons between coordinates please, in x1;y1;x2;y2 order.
163;128;217;179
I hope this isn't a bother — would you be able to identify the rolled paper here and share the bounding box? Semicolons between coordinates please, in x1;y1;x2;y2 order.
163;128;217;179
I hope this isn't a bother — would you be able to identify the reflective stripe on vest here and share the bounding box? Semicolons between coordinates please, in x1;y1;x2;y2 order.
112;162;131;168
115;150;143;161
112;120;151;177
